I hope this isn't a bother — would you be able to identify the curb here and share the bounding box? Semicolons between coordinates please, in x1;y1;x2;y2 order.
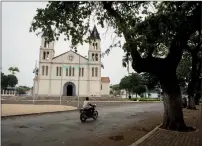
129;123;162;146
1;108;78;119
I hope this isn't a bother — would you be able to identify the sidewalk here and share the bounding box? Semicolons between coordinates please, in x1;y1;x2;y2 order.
131;104;201;146
1;104;77;117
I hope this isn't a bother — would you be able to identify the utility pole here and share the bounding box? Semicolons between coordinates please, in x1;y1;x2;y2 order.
77;55;81;109
59;55;64;105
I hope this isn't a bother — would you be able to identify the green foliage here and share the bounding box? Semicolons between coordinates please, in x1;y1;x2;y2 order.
1;72;18;89
30;2;200;60
141;72;159;91
16;86;31;94
133;85;147;96
119;73;146;96
8;67;19;75
7;75;18;87
110;84;121;96
1;72;8;90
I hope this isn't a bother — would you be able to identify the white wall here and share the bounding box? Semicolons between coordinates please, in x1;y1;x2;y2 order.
101;82;110;95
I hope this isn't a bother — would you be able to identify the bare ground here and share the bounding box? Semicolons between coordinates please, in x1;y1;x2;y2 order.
85;105;201;146
85;114;162;146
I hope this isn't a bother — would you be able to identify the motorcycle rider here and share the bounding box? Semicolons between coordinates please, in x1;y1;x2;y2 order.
83;97;93;113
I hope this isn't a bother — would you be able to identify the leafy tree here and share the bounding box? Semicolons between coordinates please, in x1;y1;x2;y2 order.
7;74;18;87
119;73;145;97
141;72;159;95
16;86;31;95
133;85;147;97
30;1;201;131
176;52;191;93
8;67;19;75
110;84;121;96
1;72;8;90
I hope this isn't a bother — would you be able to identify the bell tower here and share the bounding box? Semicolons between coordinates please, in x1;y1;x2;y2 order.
39;32;55;62
88;25;101;64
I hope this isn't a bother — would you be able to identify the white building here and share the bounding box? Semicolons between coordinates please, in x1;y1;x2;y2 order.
33;26;110;97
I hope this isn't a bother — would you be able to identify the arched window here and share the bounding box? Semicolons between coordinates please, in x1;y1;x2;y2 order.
95;43;97;50
46;52;49;59
92;53;94;61
95;54;98;61
59;67;62;76
44;38;49;48
69;66;71;76
79;67;81;76
72;67;75;76
43;52;46;59
46;66;48;75
95;67;98;77
92;67;94;77
66;68;68;76
82;67;84;76
56;67;58;76
42;66;45;75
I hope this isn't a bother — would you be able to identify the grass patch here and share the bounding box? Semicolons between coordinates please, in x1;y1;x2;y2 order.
130;98;160;101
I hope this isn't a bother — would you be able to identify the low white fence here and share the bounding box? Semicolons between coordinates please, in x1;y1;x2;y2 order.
1;90;16;96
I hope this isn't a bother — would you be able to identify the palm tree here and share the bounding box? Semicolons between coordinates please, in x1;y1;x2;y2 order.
8;67;19;75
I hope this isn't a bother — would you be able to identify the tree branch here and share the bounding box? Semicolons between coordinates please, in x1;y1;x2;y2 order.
102;2;160;74
166;4;201;70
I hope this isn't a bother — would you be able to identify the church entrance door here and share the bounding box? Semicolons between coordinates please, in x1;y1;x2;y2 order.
63;82;76;96
67;85;73;96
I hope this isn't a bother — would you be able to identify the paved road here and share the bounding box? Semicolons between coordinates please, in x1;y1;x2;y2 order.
2;103;163;146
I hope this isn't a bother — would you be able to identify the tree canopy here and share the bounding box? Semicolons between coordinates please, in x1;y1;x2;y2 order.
1;72;18;89
119;73;146;97
8;67;19;75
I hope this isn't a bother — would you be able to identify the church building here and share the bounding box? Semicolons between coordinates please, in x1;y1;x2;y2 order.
33;26;110;97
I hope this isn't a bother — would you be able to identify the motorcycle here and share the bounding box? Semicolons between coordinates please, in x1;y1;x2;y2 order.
79;104;98;122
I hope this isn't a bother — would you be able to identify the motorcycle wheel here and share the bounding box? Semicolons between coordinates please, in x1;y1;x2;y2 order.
80;113;87;122
92;111;98;120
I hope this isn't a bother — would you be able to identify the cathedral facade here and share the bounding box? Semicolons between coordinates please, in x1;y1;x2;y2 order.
33;26;110;97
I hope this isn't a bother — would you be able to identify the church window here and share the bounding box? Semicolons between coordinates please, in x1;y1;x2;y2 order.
92;67;94;77
46;66;48;75
95;67;98;77
101;84;102;90
72;67;75;76
69;66;71;76
44;38;49;48
95;54;98;61
95;43;97;50
56;67;58;76
79;67;81;77
43;52;46;59
59;67;62;76
66;68;68;76
92;53;94;61
82;67;84;76
46;52;49;59
42;66;45;75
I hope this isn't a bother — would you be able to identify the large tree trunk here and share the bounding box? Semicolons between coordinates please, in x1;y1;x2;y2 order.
187;96;196;109
186;51;197;109
195;93;201;105
160;73;195;131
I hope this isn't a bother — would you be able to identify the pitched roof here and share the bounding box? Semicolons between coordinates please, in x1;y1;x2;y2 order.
90;25;101;40
101;77;110;83
52;50;88;60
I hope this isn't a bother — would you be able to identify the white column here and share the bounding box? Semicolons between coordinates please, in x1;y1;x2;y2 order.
2;90;4;95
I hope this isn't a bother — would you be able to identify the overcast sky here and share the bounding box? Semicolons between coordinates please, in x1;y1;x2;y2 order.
2;2;134;87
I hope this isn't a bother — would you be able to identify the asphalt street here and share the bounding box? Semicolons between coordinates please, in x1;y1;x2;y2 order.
2;102;163;146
